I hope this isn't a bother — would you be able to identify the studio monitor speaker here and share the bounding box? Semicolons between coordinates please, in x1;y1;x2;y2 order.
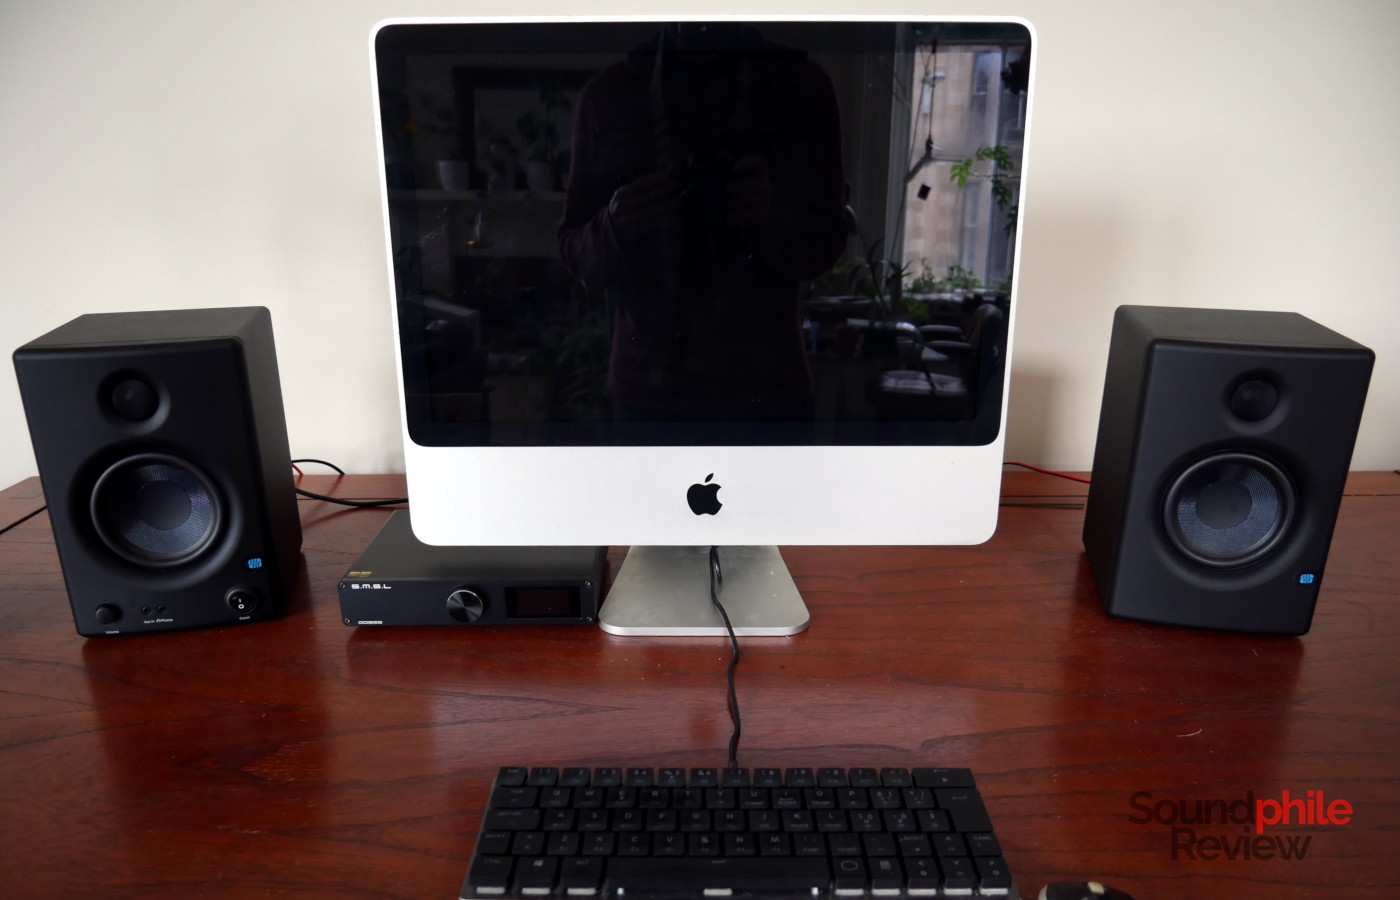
14;307;302;637
1082;306;1373;635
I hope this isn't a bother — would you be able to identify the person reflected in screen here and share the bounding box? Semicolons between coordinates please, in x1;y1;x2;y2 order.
558;22;847;422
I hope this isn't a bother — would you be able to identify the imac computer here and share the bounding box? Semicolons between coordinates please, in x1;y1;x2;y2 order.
370;16;1033;635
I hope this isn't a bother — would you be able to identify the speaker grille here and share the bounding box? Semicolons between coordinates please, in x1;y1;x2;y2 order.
1164;452;1294;568
90;454;223;567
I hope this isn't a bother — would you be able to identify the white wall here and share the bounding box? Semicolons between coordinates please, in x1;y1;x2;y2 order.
2;0;1397;492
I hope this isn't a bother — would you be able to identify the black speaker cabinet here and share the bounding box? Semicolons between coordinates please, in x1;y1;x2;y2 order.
13;307;302;637
1082;306;1373;635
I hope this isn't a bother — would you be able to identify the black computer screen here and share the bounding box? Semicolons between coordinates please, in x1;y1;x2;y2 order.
374;20;1030;448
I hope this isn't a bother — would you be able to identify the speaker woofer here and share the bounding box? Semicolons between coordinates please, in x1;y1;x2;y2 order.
90;453;223;567
1163;452;1294;568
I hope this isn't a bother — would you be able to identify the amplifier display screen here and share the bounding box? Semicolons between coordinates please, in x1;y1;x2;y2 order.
506;586;579;619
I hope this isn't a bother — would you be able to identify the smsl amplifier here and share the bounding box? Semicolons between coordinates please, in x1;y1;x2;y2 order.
338;511;604;626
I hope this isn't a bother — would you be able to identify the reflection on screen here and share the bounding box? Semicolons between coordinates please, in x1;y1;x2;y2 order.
376;21;1030;447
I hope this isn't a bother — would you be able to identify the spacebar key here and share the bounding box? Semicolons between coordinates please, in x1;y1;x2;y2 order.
608;857;830;891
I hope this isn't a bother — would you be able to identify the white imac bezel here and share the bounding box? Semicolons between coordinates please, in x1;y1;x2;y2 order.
371;14;1034;551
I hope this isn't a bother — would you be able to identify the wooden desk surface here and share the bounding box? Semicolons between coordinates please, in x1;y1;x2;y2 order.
2;472;1398;899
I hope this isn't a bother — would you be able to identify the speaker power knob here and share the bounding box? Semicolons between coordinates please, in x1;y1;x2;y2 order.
447;588;485;623
225;587;260;614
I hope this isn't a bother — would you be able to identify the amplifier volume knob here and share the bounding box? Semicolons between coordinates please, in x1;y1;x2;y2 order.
447;588;485;623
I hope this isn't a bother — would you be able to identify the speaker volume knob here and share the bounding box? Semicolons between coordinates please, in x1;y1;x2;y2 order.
447;588;485;623
95;604;122;625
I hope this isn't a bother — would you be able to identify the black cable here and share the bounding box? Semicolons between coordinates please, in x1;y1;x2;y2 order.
292;458;346;475
1004;460;1091;485
708;546;742;770
294;488;407;508
291;458;408;508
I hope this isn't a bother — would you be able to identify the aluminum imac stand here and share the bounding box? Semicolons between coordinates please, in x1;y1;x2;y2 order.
597;546;810;636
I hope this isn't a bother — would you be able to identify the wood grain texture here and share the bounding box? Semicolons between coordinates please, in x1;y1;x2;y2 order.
1;473;1397;899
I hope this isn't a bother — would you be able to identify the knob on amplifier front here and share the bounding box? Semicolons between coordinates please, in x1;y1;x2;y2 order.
447;588;485;623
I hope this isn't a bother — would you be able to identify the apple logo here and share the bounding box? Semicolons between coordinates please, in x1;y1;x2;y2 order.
687;473;722;516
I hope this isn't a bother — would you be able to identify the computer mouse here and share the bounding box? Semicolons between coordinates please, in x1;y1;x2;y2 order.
1038;882;1136;900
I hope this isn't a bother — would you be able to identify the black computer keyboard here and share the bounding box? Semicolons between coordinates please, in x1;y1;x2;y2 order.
462;765;1018;899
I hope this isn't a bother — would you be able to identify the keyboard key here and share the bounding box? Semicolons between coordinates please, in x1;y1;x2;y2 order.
849;768;880;787
688;833;720;856
625;768;654;787
618;833;650;856
939;855;978;892
483;808;541;831
828;834;862;857
546;832;580;856
490;786;538;809
724;832;757;856
475;830;511;856
897;833;933;858
880;767;912;787
465;854;513;891
862;833;897;857
653;833;686;856
975;855;1014;890
690;768;719;787
657;768;686;787
966;832;1003;856
592;768;622;787
758;833;792;856
511;832;545;856
721;768;751;788
917;808;952;832
558;856;602;893
817;768;849;787
608;857;830;892
904;855;940;892
580;833;614;856
932;833;968;857
785;767;816;787
832;856;868;891
526;767;558;787
935;787;994;833
753;768;784;787
496;767;528;787
540;787;572;808
902;787;935;809
748;810;781;833
869;856;904;890
913;767;975;788
576;810;607;832
514;856;557;891
560;767;591;787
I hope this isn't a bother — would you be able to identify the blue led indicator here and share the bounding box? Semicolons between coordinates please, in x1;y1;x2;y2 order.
247;557;264;570
1298;573;1316;585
